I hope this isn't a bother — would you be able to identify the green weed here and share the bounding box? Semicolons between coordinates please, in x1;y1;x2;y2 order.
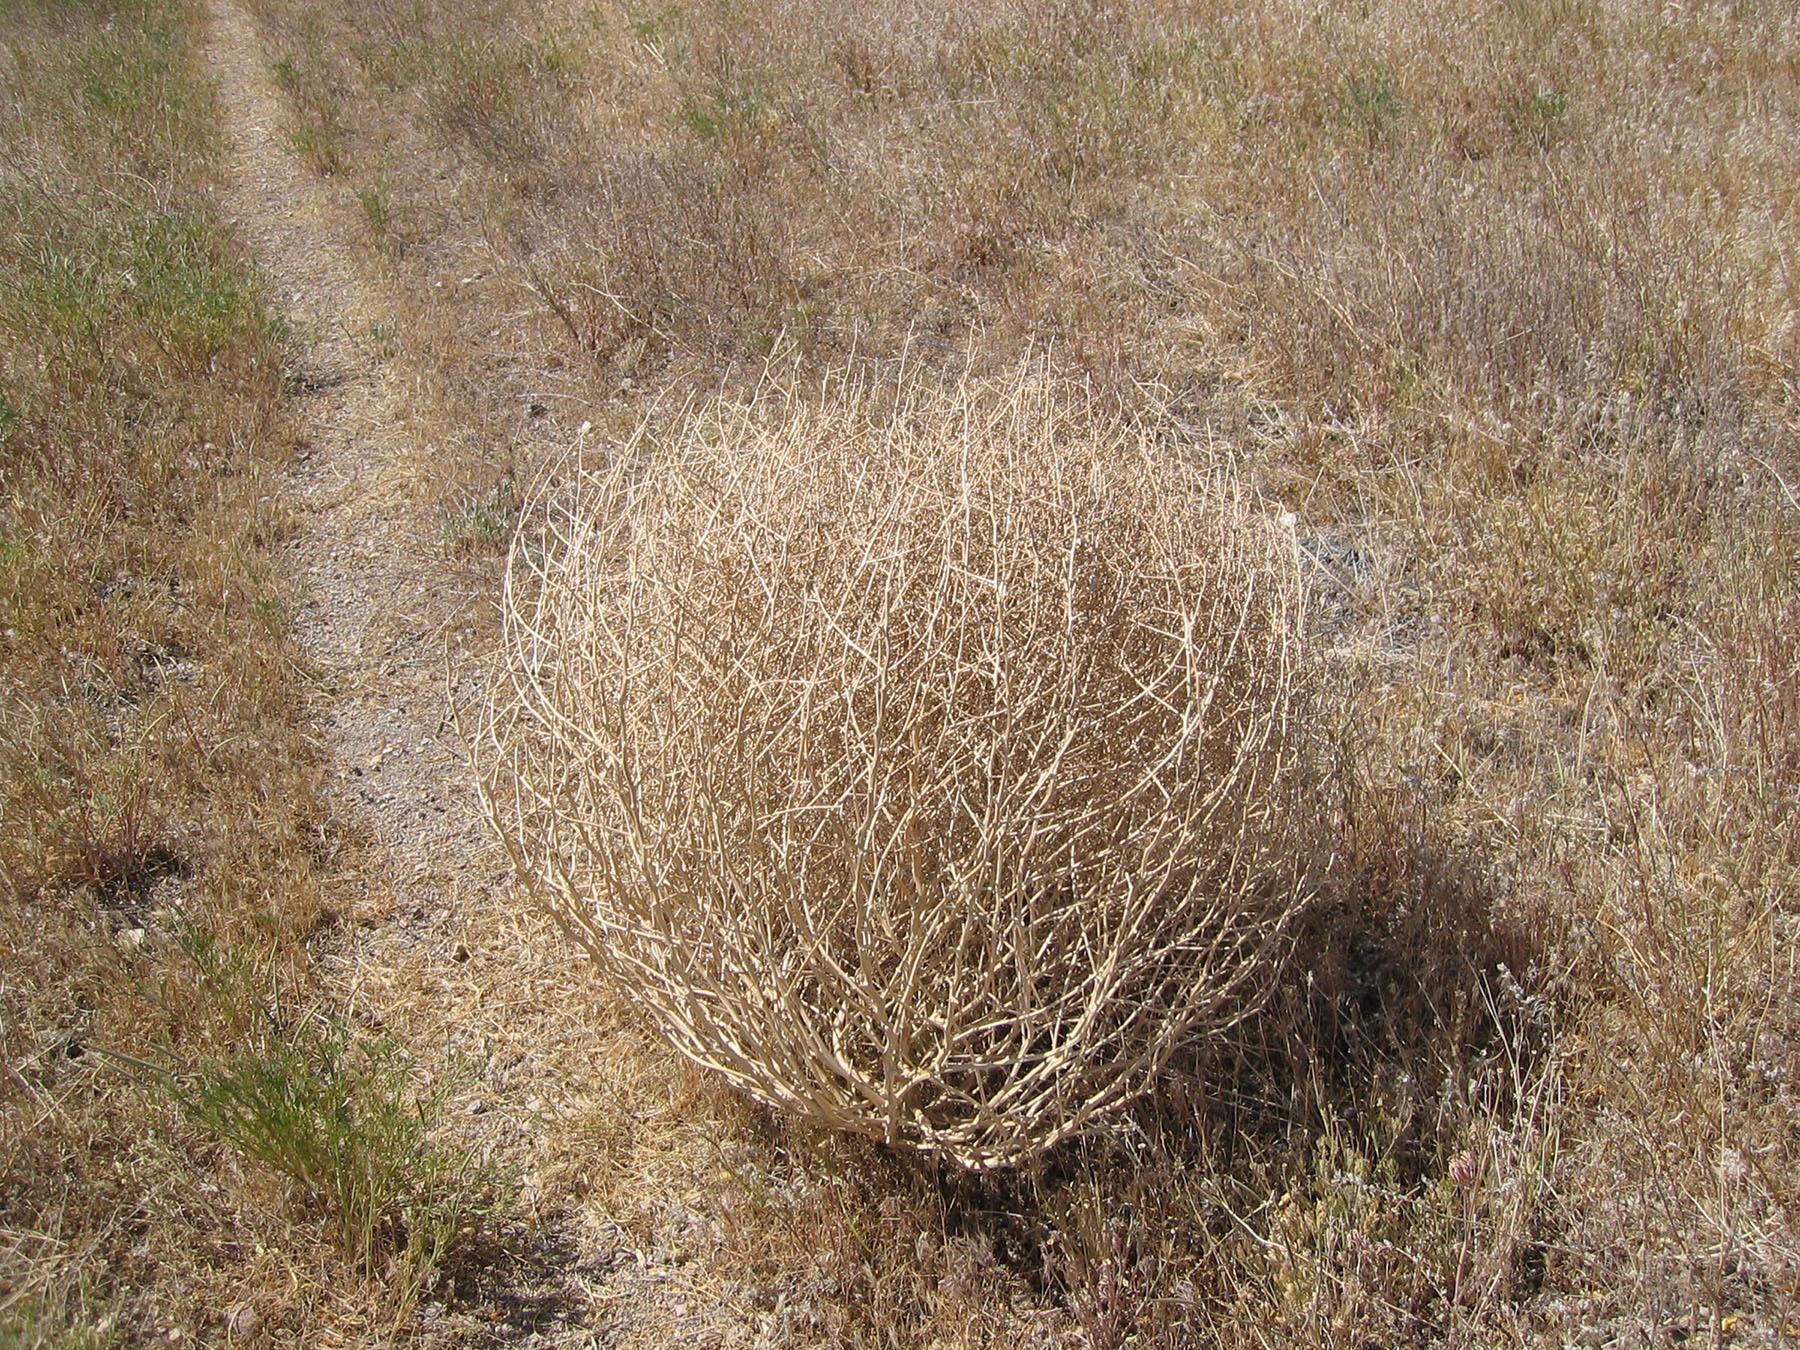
127;213;258;360
286;122;347;175
1339;70;1403;149
161;933;504;1294
1;207;263;388
626;5;689;66
356;180;391;236
681;83;771;143
270;43;350;174
437;477;516;556
1507;87;1569;150
0;1283;122;1350
367;316;398;357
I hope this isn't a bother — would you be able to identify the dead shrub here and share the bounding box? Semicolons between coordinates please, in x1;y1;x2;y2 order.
508;150;798;363
475;372;1321;1168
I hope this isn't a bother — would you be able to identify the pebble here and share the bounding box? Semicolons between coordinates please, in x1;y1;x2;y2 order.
226;1304;260;1338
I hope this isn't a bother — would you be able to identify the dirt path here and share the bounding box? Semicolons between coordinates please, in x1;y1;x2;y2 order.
200;8;814;1343
204;0;478;906
200;5;683;1342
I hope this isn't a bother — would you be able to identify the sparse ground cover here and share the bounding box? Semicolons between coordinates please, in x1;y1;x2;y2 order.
0;0;334;1337
0;1;500;1341
5;0;1799;1343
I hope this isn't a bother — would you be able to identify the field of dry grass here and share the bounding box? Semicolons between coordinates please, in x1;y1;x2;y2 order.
5;0;1799;1343
0;0;334;1337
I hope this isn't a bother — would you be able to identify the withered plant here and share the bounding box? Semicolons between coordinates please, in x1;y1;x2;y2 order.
476;373;1320;1168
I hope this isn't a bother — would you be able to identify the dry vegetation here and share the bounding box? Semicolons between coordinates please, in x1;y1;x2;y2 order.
0;0;319;1336
477;377;1319;1170
0;2;499;1342
6;0;1800;1342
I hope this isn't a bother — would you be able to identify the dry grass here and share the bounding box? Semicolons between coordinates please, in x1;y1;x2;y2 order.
478;372;1318;1169
0;2;504;1341
12;0;1800;1340
0;0;326;1338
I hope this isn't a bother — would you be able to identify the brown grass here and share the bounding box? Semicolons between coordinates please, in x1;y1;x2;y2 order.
12;0;1800;1340
0;2;515;1342
0;0;338;1339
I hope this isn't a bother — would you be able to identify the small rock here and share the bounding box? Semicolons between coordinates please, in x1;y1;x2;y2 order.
225;1303;260;1338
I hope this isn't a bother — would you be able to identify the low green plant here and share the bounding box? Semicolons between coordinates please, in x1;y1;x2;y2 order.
626;6;689;67
1507;87;1569;150
270;46;349;174
286;122;347;175
0;385;21;445
367;316;399;357
437;477;516;556
356;181;392;237
680;82;771;143
124;212;258;362
0;1287;121;1350
179;1027;483;1279
1339;70;1402;150
155;934;502;1296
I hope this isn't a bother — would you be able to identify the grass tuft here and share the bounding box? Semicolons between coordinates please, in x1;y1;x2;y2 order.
158;933;504;1298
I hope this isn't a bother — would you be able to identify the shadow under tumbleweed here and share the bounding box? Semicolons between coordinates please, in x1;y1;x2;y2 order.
1028;782;1555;1348
771;787;1555;1349
1209;794;1546;1172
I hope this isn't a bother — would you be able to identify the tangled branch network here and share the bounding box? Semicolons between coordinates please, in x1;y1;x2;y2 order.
475;373;1319;1169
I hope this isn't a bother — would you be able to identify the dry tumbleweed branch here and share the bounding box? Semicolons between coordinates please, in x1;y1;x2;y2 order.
475;374;1319;1169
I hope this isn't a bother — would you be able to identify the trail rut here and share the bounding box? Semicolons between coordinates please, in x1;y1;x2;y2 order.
200;5;835;1341
203;4;630;1342
206;0;476;885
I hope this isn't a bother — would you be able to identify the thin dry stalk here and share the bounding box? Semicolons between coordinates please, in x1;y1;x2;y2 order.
476;373;1318;1169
